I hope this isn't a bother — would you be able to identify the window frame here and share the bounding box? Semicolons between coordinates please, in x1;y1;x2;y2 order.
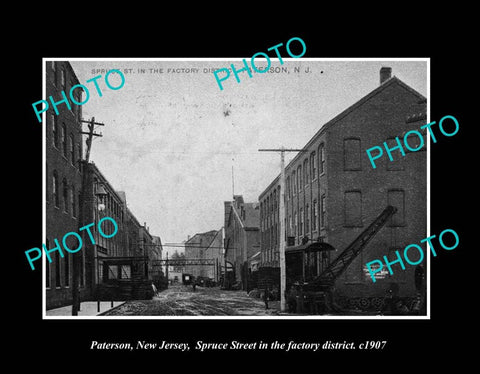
344;137;362;171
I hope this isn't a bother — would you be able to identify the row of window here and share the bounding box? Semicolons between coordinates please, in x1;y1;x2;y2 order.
261;190;406;250
93;180;125;223
45;238;85;289
46;167;80;219
261;195;326;250
48;114;82;167
287;143;325;199
260;136;415;233
49;61;82;122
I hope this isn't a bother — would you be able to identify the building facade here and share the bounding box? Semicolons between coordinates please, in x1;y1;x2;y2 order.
82;162;129;292
185;230;223;282
259;67;427;300
223;195;260;290
45;61;85;309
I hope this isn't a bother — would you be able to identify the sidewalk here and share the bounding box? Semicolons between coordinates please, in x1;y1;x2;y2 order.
46;301;125;317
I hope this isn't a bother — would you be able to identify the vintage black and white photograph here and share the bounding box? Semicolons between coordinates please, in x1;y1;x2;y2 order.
43;58;429;318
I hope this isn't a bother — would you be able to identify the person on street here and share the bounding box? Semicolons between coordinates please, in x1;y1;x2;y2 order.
263;286;270;310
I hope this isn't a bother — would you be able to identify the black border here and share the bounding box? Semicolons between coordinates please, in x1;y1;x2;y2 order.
14;25;471;364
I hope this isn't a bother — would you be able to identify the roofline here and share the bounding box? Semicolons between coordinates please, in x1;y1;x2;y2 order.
86;161;125;204
258;76;426;200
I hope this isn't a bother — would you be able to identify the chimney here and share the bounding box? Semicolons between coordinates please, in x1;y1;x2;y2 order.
380;66;392;85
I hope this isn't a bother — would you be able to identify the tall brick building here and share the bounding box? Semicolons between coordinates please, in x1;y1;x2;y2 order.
224;195;260;290
259;67;427;301
45;61;85;309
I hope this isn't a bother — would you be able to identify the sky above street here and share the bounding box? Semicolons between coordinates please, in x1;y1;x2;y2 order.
68;59;427;254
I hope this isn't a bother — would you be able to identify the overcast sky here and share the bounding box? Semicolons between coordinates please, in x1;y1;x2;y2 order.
69;59;427;253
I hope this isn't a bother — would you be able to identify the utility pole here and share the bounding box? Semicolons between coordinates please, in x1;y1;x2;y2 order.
72;117;104;316
259;147;305;312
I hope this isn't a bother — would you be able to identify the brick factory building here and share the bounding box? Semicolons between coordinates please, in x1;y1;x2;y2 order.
223;195;260;290
45;61;85;309
45;66;164;308
258;67;427;304
184;230;223;283
82;162;162;301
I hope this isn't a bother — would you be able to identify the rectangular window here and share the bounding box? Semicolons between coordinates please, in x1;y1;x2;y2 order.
63;181;69;213
303;159;309;187
53;172;59;208
64;253;70;287
294;212;297;236
344;138;362;170
387;190;405;226
46;239;51;288
80;253;85;287
310;152;316;181
62;124;67;157
71;187;76;217
298;166;303;191
292;171;297;195
61;68;66;91
286;176;290;200
344;190;362;227
319;143;326;175
70;135;75;165
312;200;318;231
320;194;326;228
55;252;61;287
120;265;131;279
53;116;59;148
305;204;310;234
299;208;304;236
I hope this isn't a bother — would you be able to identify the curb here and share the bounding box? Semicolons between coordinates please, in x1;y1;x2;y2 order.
97;301;127;316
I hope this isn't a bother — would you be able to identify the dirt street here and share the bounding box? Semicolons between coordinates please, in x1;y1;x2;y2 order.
102;284;286;316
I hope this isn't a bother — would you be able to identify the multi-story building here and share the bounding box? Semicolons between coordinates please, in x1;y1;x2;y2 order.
185;230;223;282
82;162;129;290
258;67;427;302
45;61;85;309
81;162;161;300
223;195;260;290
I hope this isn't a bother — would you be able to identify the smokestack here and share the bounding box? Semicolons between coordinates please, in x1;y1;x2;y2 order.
380;66;392;85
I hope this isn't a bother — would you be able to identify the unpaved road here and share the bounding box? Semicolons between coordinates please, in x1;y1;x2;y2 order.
102;284;285;316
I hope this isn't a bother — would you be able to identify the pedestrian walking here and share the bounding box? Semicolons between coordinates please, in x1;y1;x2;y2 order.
263;286;270;310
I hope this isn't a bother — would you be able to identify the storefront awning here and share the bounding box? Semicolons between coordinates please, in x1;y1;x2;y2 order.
285;242;336;255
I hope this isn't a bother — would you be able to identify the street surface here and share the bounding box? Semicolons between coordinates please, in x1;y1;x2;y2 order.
102;284;285;316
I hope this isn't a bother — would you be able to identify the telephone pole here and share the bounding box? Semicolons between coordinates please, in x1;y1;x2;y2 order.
72;117;104;315
259;147;305;312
